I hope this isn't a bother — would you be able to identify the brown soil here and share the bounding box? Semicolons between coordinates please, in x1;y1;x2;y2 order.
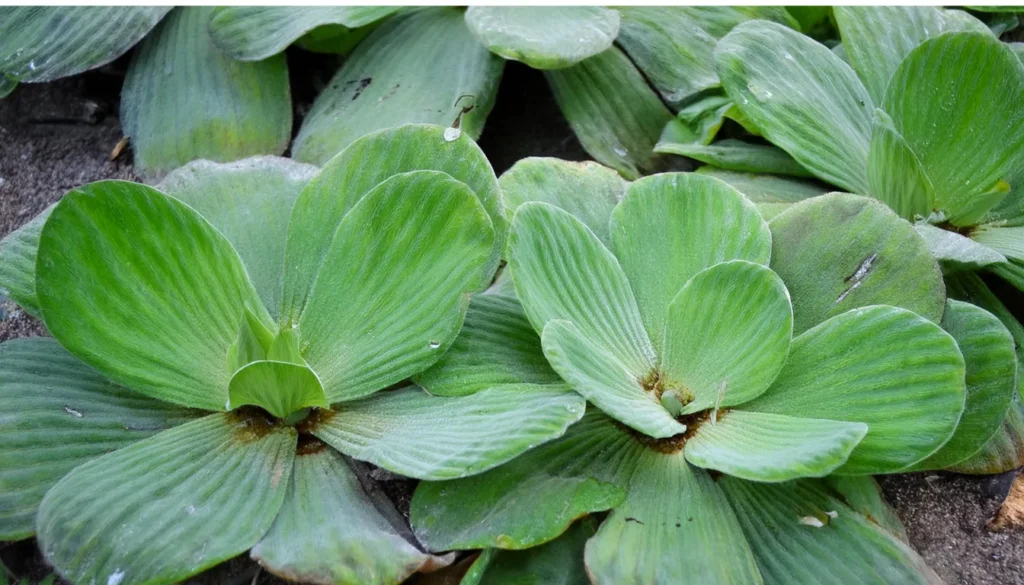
1;58;1022;585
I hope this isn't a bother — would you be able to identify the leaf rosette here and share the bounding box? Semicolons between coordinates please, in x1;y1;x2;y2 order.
410;164;976;584
0;125;587;585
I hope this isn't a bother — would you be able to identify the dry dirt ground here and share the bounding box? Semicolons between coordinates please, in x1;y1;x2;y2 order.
0;59;1021;585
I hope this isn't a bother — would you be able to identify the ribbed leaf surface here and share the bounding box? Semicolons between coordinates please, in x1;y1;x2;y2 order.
297;171;493;403
914;224;1007;271
411;411;630;551
0;203;52;317
745;306;965;474
228;361;328;419
252;448;447;585
313;384;585;480
0;338;197;540
120;7;291;180
694;168;826;221
462;519;597;585
655;139;812;178
866;109;935;219
36;181;271;411
37;414;296;585
292;8;503;165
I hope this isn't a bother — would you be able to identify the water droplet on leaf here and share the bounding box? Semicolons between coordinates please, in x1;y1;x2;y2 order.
443;127;461;142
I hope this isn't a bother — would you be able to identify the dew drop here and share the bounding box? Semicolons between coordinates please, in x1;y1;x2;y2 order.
613;147;628;157
185;505;195;515
443;127;462;142
429;340;441;349
747;83;772;101
225;398;232;411
107;570;125;585
64;406;83;418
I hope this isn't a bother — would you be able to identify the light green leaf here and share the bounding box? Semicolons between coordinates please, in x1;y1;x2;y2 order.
120;7;292;180
0;337;197;540
158;157;318;322
414;294;560;397
882;32;1024;226
910;300;1017;470
312;384;586;480
252;448;448;585
914;223;1007;271
282;124;504;325
950;384;1024;474
292;22;380;56
542;320;684;439
545;47;674;180
411;411;629;552
0;203;53;317
694;167;827;220
296;171;492;403
610;173;771;355
36;181;272;411
509;202;655;373
867;109;935;219
716;20;873;193
685;410;867;482
744;305;966;475
464;7;619;70
615;6;798;108
584;450;761;585
769;193;945;334
823;475;909;543
209;6;399;60
462;519;597;585
835;6;990;104
37;413;296;585
292;8;503;165
663;95;732;146
720;477;942;585
973;225;1024;263
499;157;626;247
655;138;813;178
0;7;170;82
663;261;793;413
228;361;328;419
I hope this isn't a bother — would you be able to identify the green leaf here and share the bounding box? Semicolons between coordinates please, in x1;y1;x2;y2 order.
209;6;399;60
499;157;626;248
252;448;448;585
545;47;674;180
663;261;793;413
312;384;586;480
716;20;873;193
950;383;1024;474
694;167;827;221
509;202;655;374
228;361;328;419
610;173;771;356
685;410;867;482
769;193;945;334
663;95;733;146
36;413;296;585
158;157;318;322
584;450;761;585
744;305;966;475
463;519;597;585
542;320;685;439
0;337;197;540
655;138;814;178
464;7;619;70
292;8;503;165
120;7;292;180
282;124;504;325
615;6;798;108
36;180;272;411
411;411;628;551
866;109;935;219
414;294;561;397
882;32;1024;226
823;475;909;543
0;75;15;98
909;300;1017;470
973;225;1024;263
296;171;493;403
834;6;990;104
914;223;1007;271
0;203;53;317
720;477;942;585
0;7;170;82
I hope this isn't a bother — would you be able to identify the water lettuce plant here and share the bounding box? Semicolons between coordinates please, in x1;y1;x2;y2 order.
0;125;588;585
408;163;992;583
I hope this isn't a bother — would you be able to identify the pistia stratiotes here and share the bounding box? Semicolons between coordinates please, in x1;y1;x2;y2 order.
410;165;974;584
0;125;589;585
